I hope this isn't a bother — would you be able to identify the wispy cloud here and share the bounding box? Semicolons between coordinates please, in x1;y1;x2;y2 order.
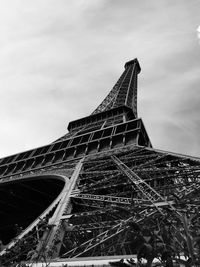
197;25;200;43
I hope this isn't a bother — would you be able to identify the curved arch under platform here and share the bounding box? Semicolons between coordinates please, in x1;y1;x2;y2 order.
0;174;67;259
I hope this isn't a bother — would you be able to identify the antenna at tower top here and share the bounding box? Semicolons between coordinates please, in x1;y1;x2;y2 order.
124;58;141;72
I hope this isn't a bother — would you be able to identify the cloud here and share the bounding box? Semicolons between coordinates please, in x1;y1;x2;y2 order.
197;25;200;43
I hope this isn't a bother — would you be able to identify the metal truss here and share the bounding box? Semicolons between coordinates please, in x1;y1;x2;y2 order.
2;145;200;264
62;209;158;258
71;192;132;205
92;63;131;114
92;59;140;116
46;147;199;260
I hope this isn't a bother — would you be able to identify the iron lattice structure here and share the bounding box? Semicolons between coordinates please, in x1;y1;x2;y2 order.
0;59;200;265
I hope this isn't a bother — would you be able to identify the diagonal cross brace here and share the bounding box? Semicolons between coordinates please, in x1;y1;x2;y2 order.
62;209;157;258
111;155;165;204
111;155;193;253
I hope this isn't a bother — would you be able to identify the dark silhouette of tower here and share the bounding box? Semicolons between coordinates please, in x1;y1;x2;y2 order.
0;59;200;266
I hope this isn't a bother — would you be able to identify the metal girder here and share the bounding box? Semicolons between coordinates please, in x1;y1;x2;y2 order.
92;64;131;114
111;155;165;204
63;220;122;232
62;208;112;218
176;182;200;199
62;209;157;258
70;192;132;205
70;192;171;207
39;158;84;259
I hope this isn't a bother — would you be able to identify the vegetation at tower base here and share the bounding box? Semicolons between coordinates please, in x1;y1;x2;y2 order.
0;59;200;266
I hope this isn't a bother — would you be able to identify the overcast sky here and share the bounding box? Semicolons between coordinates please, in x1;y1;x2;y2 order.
0;0;200;158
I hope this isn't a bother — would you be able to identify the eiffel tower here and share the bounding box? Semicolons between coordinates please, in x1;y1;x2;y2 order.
1;58;200;266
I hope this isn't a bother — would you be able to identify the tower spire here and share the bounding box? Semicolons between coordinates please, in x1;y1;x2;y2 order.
92;58;141;118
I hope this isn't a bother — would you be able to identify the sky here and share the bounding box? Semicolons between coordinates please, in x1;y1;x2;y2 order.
0;0;200;158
